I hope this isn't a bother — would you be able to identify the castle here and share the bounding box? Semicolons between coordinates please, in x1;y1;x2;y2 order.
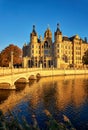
22;24;88;68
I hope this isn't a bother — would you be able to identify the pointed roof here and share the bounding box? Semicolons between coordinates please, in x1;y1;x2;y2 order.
31;25;37;36
63;36;70;41
55;23;62;35
69;35;80;41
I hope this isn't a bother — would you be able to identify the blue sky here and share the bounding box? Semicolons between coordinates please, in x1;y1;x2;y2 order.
0;0;88;51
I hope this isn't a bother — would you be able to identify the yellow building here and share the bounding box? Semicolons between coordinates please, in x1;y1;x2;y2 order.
22;24;88;68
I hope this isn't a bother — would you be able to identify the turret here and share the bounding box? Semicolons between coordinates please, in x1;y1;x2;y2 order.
54;23;62;42
30;25;38;43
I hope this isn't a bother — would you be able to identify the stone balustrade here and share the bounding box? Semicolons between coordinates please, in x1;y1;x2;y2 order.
0;67;88;89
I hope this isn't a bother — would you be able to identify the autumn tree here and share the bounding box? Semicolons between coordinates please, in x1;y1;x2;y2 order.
82;49;88;65
0;44;22;67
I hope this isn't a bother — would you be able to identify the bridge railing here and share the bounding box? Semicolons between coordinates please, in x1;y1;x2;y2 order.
0;67;42;76
0;67;88;76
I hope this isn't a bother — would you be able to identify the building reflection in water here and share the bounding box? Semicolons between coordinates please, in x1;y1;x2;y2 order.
28;75;88;111
0;75;88;129
0;75;88;111
0;90;11;104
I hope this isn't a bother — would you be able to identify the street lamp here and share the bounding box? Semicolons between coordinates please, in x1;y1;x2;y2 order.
11;51;13;68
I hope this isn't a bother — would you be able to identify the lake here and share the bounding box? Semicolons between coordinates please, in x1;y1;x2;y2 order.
0;75;88;130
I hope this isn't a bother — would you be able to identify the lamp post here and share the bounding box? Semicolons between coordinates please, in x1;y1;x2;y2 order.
11;51;13;68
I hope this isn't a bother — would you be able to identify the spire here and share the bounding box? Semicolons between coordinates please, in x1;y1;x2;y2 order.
33;25;36;33
57;23;60;32
55;23;62;35
32;25;37;36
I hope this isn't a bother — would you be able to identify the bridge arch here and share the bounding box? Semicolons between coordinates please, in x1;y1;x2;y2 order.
15;77;27;84
36;73;41;78
0;82;11;89
28;75;36;80
0;68;44;89
13;76;28;84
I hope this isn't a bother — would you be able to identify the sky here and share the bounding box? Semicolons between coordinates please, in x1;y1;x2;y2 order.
0;0;88;51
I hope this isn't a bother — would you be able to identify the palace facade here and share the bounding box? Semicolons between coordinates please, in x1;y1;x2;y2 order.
22;24;88;68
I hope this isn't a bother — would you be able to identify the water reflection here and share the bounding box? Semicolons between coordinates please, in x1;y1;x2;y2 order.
28;75;88;110
55;77;86;109
15;83;26;92
0;75;88;130
27;75;88;130
0;90;11;104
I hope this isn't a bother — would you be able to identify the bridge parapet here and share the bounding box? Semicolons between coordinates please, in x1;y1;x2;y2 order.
0;67;41;76
0;68;88;89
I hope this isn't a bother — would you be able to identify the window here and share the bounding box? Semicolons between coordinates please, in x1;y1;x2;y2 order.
44;41;48;48
44;50;48;55
65;46;67;49
49;45;50;48
57;44;59;47
65;51;67;54
62;54;68;63
57;49;59;53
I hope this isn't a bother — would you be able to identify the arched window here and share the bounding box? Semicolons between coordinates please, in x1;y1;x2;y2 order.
44;41;48;48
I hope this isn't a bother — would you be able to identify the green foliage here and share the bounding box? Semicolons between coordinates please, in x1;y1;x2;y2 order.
82;49;88;65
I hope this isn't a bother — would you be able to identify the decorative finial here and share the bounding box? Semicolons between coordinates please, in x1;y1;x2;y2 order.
32;24;37;35
57;23;60;29
33;25;35;31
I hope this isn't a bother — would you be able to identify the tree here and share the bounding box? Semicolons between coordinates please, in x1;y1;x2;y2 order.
82;49;88;65
0;44;22;67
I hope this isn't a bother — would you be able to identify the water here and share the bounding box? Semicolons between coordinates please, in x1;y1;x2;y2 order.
0;75;88;130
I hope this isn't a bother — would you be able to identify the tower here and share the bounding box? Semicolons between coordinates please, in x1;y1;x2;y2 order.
30;25;38;43
42;26;53;68
54;23;62;42
54;23;62;68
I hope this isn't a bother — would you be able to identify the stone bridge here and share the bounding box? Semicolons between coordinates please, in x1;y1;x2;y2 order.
0;68;42;89
0;67;88;89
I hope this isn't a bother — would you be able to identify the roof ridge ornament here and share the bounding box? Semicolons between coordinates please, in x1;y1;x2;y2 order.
57;23;60;29
33;25;35;32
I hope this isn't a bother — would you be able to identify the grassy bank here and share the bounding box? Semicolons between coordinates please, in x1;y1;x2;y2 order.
0;109;76;130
